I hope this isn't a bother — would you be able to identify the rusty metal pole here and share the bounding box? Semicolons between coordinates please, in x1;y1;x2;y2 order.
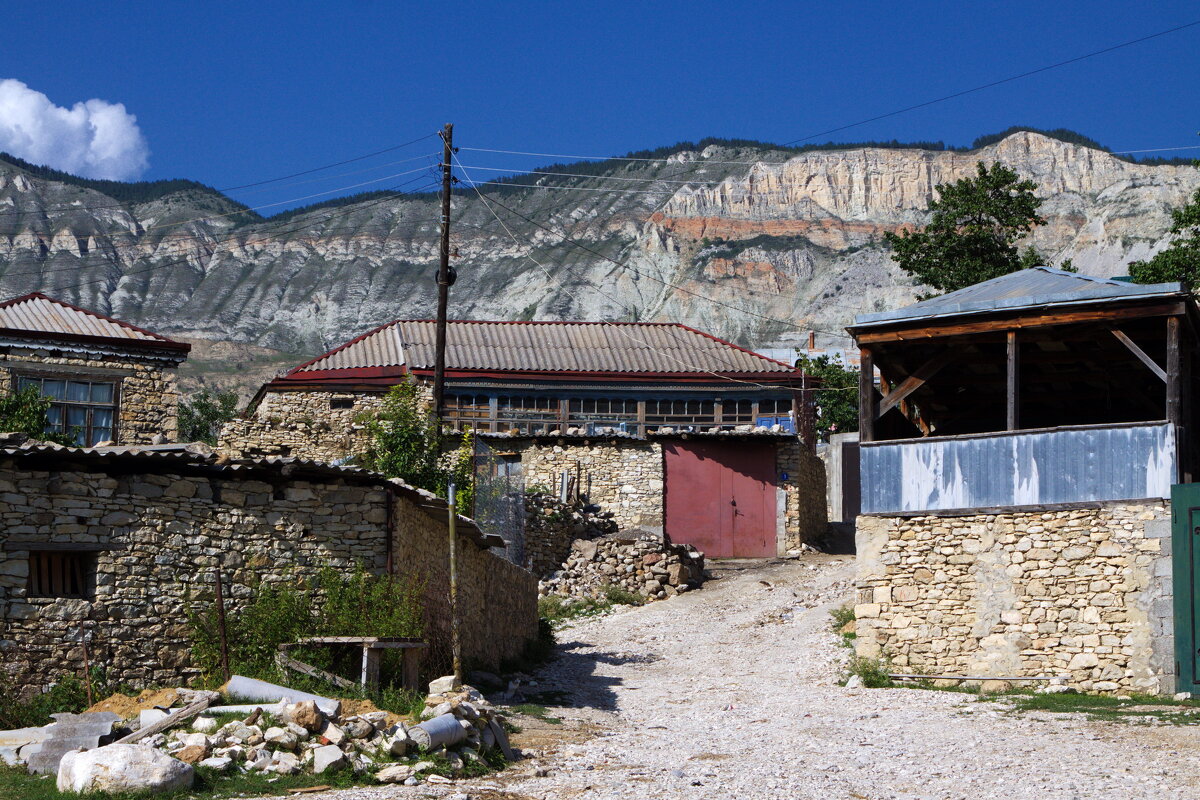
214;567;231;683
447;483;461;687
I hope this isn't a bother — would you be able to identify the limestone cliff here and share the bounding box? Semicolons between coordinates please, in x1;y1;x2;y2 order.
0;131;1196;366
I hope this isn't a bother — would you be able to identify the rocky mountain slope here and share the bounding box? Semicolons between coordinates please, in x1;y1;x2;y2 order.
0;131;1197;374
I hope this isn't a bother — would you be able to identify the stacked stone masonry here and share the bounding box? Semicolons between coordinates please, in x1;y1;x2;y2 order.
0;351;180;444
854;503;1174;695
0;455;537;696
219;390;386;461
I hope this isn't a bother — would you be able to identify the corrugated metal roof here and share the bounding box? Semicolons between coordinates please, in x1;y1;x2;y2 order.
0;292;184;347
851;268;1185;330
294;321;796;376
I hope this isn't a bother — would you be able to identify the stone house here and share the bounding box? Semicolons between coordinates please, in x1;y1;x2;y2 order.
220;319;827;558
848;268;1197;694
0;439;537;696
0;292;189;445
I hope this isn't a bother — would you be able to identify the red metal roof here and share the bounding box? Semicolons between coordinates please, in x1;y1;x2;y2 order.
0;292;190;352
282;320;796;381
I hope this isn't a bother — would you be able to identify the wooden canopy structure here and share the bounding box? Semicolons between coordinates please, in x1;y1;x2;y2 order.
848;268;1199;483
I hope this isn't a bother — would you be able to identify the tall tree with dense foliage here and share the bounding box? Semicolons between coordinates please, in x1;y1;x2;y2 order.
797;354;859;442
178;389;239;445
884;162;1048;294
1128;187;1200;286
363;382;473;510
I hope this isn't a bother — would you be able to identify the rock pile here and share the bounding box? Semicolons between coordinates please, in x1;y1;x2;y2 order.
524;492;618;576
539;532;705;602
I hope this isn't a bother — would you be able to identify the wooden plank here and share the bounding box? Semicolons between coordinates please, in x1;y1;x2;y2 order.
112;697;212;745
1110;329;1166;382
275;651;358;690
1168;316;1182;431
403;647;422;693
858;347;876;443
1006;330;1019;431
876;352;955;418
854;300;1187;344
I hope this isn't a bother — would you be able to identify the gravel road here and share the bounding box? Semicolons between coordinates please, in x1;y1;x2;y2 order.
306;555;1200;800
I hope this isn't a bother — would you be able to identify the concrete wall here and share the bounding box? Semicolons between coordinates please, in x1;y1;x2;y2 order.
0;456;537;695
854;503;1174;694
0;350;180;444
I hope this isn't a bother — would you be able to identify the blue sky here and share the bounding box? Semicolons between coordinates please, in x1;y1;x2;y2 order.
2;1;1198;212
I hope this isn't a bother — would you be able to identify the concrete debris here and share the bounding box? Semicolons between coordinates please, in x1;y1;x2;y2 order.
5;678;515;787
540;533;705;602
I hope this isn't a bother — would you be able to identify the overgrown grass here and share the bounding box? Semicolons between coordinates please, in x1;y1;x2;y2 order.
844;655;895;688
538;584;645;624
511;703;563;725
829;605;857;648
1002;691;1200;724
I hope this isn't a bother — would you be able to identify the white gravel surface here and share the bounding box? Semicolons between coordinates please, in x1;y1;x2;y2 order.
303;556;1200;800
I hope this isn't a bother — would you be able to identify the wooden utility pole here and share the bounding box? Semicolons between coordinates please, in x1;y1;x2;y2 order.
432;123;454;422
447;483;462;688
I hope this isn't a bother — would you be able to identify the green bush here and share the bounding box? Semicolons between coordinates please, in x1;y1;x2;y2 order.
188;564;424;686
846;655;895;688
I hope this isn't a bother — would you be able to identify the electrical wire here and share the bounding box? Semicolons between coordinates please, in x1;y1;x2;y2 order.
782;19;1200;145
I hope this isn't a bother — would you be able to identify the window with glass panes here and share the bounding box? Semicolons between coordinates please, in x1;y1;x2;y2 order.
644;398;716;430
17;376;117;445
496;395;561;433
567;397;638;429
721;399;755;426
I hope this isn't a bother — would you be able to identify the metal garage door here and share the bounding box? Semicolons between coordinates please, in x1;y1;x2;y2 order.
663;440;777;558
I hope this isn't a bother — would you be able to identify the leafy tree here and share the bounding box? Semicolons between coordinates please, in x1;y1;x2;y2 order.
0;386;76;445
178;389;239;445
1128;187;1200;286
797;354;859;442
362;382;474;510
884;162;1047;294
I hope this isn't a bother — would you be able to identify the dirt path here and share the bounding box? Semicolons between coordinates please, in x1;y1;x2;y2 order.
311;555;1200;799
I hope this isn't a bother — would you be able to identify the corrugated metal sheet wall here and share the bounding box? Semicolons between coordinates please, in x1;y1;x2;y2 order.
861;422;1176;513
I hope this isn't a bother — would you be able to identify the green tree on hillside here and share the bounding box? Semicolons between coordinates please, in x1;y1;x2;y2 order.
1128;187;1200;286
884;162;1050;294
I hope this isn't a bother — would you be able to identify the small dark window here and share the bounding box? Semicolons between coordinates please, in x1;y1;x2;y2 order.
330;397;355;410
27;551;95;599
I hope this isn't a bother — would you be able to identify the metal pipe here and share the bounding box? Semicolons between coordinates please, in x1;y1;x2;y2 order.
888;673;1069;681
448;483;461;688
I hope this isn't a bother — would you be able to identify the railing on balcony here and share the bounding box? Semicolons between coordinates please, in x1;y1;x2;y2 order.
860;420;1176;514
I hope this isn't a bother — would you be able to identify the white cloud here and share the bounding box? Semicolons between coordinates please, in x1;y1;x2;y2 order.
0;79;150;181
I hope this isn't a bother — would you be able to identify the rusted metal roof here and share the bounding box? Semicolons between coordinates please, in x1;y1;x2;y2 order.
851;267;1184;330
0;292;189;351
292;320;796;376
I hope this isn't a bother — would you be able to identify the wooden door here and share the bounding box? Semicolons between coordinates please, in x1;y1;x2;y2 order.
663;440;777;558
1173;483;1200;693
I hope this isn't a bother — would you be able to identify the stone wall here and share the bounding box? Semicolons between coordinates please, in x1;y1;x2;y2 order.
219;390;386;461
0;350;180;444
522;492;618;577
502;437;665;533
391;493;539;673
777;437;827;553
854;503;1175;695
0;454;536;696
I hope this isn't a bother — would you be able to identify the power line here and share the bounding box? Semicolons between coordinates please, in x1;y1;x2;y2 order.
458;146;781;166
782;19;1200;145
452;154;804;390
1112;144;1200;155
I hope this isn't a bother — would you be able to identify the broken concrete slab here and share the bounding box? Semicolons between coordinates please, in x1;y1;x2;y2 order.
26;712;121;775
57;744;193;793
222;676;339;717
0;725;51;765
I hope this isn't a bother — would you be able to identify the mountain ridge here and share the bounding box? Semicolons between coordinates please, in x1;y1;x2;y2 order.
0;130;1197;381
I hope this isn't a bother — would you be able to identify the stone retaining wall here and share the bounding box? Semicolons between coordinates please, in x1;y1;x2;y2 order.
0;455;536;696
777;437;827;553
0;351;180;444
854;503;1174;694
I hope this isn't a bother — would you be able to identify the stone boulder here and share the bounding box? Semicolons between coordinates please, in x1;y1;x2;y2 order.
57;745;193;794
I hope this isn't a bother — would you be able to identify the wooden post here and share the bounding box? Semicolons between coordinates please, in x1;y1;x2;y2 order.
858;347;875;442
214;567;231;684
432;122;454;422
1167;316;1183;482
81;635;93;708
402;647;421;692
1006;330;1020;431
448;484;462;688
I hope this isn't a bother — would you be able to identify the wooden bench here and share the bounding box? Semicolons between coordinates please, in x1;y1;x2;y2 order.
277;636;426;692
